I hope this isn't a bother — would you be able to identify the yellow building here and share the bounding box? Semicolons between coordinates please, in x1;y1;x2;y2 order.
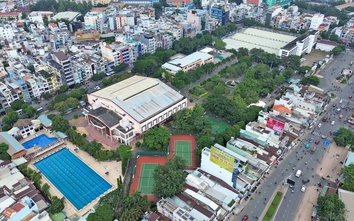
36;66;60;92
75;29;100;43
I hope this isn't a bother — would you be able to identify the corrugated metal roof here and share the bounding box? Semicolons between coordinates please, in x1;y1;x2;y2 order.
92;76;184;122
0;132;25;155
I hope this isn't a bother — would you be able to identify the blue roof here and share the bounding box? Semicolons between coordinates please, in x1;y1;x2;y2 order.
0;132;25;155
38;115;52;127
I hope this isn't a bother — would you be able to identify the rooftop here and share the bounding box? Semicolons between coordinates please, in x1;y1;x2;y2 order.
52;11;81;21
338;188;354;220
88;107;122;128
0;132;25;156
167;51;213;68
91;76;185;123
224;28;296;54
53;51;68;62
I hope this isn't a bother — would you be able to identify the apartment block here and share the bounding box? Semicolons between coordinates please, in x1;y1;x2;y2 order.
100;42;131;67
0;24;15;41
48;51;76;86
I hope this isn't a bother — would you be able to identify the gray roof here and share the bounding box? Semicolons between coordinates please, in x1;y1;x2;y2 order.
38;115;52;127
53;51;68;61
88;107;122;127
167;52;213;68
91;76;185;123
0;132;25;156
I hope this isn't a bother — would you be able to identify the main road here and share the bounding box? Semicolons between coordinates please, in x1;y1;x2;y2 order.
235;50;354;221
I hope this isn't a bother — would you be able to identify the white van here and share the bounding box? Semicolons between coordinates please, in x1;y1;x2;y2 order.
295;170;302;177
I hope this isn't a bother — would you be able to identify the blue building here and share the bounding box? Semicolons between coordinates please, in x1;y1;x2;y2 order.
210;6;230;26
9;73;32;104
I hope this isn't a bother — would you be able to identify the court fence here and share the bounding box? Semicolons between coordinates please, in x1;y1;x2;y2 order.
137;151;167;156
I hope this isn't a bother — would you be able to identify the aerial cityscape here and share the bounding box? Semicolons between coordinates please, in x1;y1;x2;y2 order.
0;0;353;220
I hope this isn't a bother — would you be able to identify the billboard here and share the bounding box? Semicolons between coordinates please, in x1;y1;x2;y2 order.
210;147;234;172
266;117;285;133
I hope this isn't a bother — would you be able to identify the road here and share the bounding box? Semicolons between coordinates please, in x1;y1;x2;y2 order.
235;50;354;221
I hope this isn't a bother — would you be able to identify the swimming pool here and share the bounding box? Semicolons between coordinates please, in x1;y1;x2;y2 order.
34;148;112;210
22;134;58;149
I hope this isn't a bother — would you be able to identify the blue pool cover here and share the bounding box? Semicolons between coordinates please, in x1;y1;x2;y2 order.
34;148;112;210
22;134;58;149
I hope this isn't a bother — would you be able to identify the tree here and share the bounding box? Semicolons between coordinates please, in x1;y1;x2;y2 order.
24;106;38;118
59;85;69;93
54;101;69;113
21;12;27;19
330;34;339;42
42;92;53;100
87;203;114;221
341;163;354;192
3;111;19;126
117;145;132;174
51;115;70;133
283;68;294;80
153;156;186;197
27;64;35;73
41;183;50;197
333;128;354;146
317;194;347;221
195;135;214;163
10;99;25;110
143;127;170;151
332;45;345;56
66;97;80;108
49;196;64;214
0;142;10;161
120;192;150;220
301;75;320;86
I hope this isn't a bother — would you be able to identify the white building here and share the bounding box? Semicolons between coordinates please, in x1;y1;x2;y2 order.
315;39;337;52
279;30;319;57
0;25;15;41
28;12;44;24
310;13;324;30
84;11;106;33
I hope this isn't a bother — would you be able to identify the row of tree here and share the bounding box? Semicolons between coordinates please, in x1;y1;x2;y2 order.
30;0;92;15
47;88;87;112
18;164;65;214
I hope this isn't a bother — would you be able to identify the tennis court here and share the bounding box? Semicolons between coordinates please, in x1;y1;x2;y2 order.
174;140;192;166
204;116;230;133
138;164;158;194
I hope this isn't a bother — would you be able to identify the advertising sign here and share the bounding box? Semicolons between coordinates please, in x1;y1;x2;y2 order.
266;117;285;133
210;147;234;172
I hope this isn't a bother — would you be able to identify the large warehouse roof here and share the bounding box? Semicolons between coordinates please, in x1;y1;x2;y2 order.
224;28;296;54
91;76;185;122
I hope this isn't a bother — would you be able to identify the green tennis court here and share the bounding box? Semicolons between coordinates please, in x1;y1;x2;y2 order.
174;140;191;166
204;116;230;133
138;164;158;194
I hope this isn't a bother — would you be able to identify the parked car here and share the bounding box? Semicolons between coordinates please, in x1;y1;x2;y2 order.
318;123;322;128
331;121;335;125
302;179;310;184
315;140;320;145
301;185;306;192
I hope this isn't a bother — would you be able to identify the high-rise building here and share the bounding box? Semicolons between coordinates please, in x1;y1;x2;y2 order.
210;6;230;26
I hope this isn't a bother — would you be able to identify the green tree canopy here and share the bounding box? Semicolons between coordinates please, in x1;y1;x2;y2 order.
333;128;354;146
173;104;211;136
59;85;69;93
317;193;347;221
301;75;320;86
142;127;170;151
0;142;10;160
341;163;354;192
153;156;186;197
120;192;150;220
10;99;25;110
49;196;64;214
87;203;114;221
3;111;19;126
51;115;70;133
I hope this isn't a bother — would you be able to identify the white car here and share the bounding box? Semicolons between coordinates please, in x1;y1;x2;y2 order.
301;185;306;192
94;86;101;90
339;100;343;104
331;121;335;125
318;123;322;128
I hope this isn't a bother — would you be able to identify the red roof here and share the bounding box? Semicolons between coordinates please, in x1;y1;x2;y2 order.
0;12;20;16
13;203;25;212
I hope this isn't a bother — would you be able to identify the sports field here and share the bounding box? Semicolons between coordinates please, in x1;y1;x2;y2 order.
138;164;158;194
174;140;192;166
204;116;230;133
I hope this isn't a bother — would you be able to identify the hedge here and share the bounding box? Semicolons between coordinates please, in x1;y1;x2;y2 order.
199;92;209;98
265;191;283;219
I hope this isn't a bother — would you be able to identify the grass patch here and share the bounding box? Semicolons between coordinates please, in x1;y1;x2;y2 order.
189;87;205;96
331;93;336;98
265;191;283;219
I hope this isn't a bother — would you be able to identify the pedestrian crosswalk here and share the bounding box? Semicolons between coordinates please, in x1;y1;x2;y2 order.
312;132;320;136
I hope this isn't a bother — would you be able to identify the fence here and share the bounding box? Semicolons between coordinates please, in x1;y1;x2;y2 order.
137;151;167;156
